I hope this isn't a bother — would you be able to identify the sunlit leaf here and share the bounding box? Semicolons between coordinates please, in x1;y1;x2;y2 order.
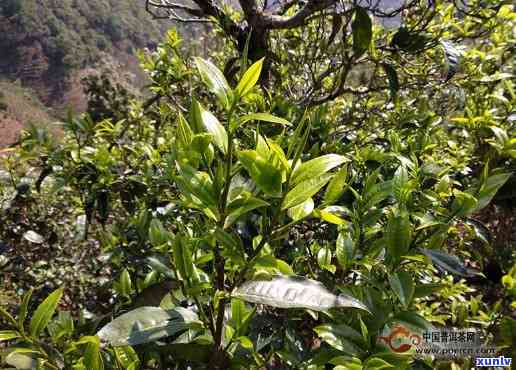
30;287;63;337
336;231;354;270
0;330;20;342
225;195;269;229
291;154;348;186
194;57;231;109
5;351;39;369
287;197;314;221
235;58;264;98
238;150;282;196
114;346;140;370
235;112;291;131
324;165;349;204
282;174;333;210
233;275;370;312
97;306;201;346
192;100;228;154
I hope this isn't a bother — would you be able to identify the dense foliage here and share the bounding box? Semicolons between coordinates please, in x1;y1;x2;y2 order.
0;1;515;370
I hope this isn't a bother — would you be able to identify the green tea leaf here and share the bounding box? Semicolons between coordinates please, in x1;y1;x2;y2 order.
235;112;291;130
176;113;193;148
233;275;370;312
114;346;140;370
225;196;269;228
419;248;479;277
282;174;333;210
385;212;412;261
474;172;511;212
352;7;372;57
450;191;478;218
336;231;354;270
388;271;414;308
364;357;394;370
238;150;282;196
287;197;314;221
235;58;264;98
194;57;231;109
291;154;348;186
29;287;63;337
173;236;197;282
314;324;364;355
18;289;33;330
192;100;228;154
0;330;20;342
97;306;201;346
382;63;399;99
5;351;39;369
324;164;348;204
390;311;432;331
119;269;132;298
317;245;335;273
79;335;104;370
175;164;218;209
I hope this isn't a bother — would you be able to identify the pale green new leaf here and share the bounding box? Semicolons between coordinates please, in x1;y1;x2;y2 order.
282;173;333;210
287;197;314;221
194;58;231;109
336;231;354;269
238;150;282;196
450;191;478;218
173;237;198;282
18;289;33;330
114;346;140;370
29;287;63;337
192;100;228;154
235;58;264;98
314;324;365;355
235;113;292;131
119;269;132;297
79;335;104;370
291;154;348;186
0;330;20;342
324;164;348;204
175;164;217;209
5;351;39;369
176;113;193;148
314;324;364;356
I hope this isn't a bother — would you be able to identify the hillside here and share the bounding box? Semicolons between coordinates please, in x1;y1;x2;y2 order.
0;0;203;147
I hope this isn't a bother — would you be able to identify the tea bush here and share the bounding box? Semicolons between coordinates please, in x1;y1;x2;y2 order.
0;2;514;370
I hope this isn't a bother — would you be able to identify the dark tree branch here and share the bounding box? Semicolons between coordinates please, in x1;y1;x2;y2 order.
262;0;338;29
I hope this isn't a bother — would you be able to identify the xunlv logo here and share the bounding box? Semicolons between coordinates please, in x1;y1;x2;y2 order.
476;356;512;367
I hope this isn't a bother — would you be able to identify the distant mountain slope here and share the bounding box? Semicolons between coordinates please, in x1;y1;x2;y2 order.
0;0;203;147
0;0;207;101
0;0;180;99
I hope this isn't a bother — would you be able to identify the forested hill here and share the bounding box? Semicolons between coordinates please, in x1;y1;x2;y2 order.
0;0;201;146
0;0;193;96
